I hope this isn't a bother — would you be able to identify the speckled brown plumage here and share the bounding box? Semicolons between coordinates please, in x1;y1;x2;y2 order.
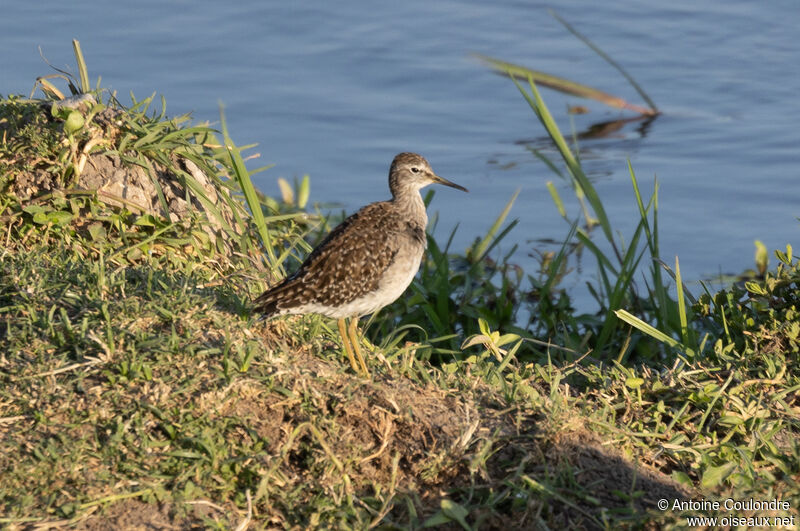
252;200;425;317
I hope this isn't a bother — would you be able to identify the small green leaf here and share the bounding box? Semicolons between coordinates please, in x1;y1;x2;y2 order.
297;174;311;208
422;499;472;529
422;511;453;528
47;211;73;226
717;415;744;427
58;502;77;517
64;110;85;135
744;281;767;296
625;377;644;389
461;334;490;350
23;205;47;216
135;214;158;227
88;222;106;242
701;462;736;489
441;499;471;530
754;240;768;276
775;244;793;265
671;470;693;488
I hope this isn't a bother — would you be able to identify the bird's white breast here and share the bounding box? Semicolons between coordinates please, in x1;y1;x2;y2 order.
374;243;425;306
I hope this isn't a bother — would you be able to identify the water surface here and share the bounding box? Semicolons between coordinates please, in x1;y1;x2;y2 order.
2;0;798;309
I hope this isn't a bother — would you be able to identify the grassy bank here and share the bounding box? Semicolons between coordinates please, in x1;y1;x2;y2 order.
1;47;798;529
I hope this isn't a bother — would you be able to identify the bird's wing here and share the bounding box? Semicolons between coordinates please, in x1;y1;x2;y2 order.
253;202;409;314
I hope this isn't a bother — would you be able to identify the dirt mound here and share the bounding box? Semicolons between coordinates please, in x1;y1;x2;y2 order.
177;322;689;528
228;351;479;492
3;307;690;529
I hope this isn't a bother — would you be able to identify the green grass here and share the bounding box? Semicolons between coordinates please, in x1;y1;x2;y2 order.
1;43;799;529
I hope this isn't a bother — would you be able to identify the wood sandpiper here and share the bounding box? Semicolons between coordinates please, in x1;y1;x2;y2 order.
253;152;468;376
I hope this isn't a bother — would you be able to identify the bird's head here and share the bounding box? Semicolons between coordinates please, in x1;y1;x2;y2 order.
388;152;468;197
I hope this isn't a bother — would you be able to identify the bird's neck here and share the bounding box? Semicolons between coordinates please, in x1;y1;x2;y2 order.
392;188;428;227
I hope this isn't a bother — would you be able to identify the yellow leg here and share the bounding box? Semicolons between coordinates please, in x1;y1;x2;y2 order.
348;317;370;377
337;318;360;373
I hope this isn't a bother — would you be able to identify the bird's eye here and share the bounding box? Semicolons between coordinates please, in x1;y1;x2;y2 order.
410;167;420;173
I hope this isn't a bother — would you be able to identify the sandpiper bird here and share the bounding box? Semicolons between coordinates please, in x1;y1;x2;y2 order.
253;152;467;376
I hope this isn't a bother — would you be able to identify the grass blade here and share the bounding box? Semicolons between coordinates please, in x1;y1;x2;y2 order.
511;75;616;247
674;256;691;350
614;309;687;352
471;189;519;262
218;103;276;266
549;11;658;113
546;181;566;219
71;40;90;94
475;53;654;115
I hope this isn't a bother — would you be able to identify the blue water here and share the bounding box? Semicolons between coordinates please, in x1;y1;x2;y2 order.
2;0;798;309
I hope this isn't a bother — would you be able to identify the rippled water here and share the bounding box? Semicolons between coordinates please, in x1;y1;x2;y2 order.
3;0;798;308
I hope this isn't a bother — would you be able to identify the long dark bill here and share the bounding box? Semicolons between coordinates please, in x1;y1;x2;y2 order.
431;173;468;193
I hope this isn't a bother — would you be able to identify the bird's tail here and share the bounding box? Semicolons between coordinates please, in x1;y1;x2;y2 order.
252;275;304;317
252;288;281;316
